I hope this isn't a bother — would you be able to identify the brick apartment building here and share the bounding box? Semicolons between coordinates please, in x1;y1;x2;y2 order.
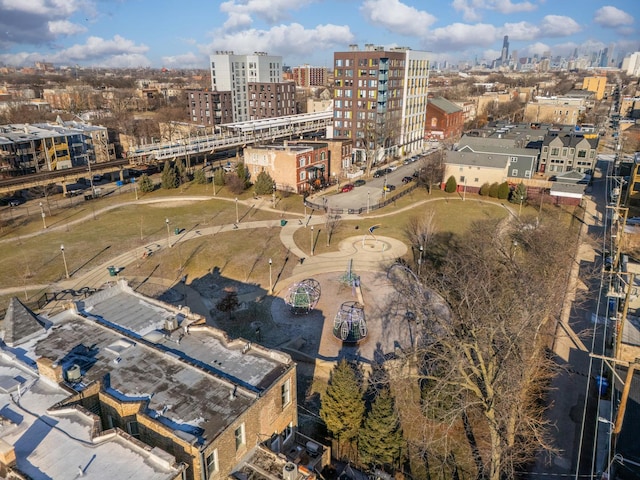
292;65;327;87
425;96;464;142
333;44;430;164
186;89;233;126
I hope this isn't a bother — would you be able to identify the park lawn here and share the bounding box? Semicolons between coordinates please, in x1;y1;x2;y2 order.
0;198;284;290
294;192;510;257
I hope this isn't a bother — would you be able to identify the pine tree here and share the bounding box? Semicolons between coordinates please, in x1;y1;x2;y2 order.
193;169;206;185
161;161;178;189
236;162;250;189
497;181;510;200
320;359;365;458
253;171;274;195
444;175;457;193
139;174;154;193
358;388;404;467
510;182;527;204
213;168;225;186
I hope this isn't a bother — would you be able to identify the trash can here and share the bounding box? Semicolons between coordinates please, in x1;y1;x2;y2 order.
596;375;609;396
107;266;117;277
174;227;180;235
280;220;287;227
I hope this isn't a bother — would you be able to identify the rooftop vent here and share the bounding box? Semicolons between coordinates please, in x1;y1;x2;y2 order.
283;462;297;480
66;364;81;382
165;317;178;332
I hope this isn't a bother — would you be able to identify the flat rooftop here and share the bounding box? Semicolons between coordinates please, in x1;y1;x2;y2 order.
0;354;182;480
29;282;292;445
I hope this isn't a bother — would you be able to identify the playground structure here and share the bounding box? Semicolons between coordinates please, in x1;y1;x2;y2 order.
285;278;321;314
333;301;368;343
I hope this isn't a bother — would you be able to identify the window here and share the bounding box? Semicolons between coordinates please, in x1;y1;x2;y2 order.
299;157;305;168
511;169;518;176
577;150;587;158
235;424;245;451
551;147;559;156
509;156;517;162
281;379;291;407
127;421;140;438
207;449;219;476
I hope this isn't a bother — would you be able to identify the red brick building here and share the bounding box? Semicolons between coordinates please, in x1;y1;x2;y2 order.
292;65;327;87
425;96;464;142
186;89;233;126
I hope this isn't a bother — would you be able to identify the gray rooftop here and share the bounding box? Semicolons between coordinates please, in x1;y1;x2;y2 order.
458;136;540;157
445;150;509;169
2;297;46;348
28;282;292;446
428;96;462;114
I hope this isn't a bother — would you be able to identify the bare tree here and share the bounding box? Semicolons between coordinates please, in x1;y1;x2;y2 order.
388;217;578;480
324;214;342;246
416;151;445;194
360;110;402;177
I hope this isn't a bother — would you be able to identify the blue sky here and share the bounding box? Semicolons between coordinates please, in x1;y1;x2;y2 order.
0;0;637;69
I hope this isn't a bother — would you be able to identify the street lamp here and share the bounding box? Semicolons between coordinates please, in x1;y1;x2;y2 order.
518;195;524;217
418;245;423;275
235;197;239;224
310;226;314;256
268;258;273;294
60;244;69;279
165;218;171;248
39;202;46;229
367;190;370;213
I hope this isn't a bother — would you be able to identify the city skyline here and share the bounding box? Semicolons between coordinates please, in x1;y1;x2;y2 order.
0;0;637;70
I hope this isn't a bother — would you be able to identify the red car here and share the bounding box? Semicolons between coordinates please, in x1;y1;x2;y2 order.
341;184;355;192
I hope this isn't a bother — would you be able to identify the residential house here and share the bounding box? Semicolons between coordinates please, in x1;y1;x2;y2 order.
243;141;329;193
425;96;464;142
538;132;598;175
0;281;298;480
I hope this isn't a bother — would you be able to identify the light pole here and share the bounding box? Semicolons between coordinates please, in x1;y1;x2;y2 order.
60;244;69;279
518;195;524;217
39;202;46;229
418;245;423;275
268;258;273;294
235;197;239;224
463;177;467;201
310;226;314;256
165;218;171;248
367;190;370;213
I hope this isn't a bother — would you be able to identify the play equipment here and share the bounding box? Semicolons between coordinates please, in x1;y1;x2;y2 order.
285;278;321;314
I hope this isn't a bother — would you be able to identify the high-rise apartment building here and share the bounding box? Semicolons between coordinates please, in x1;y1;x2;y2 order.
332;44;430;162
292;65;327;87
208;52;295;123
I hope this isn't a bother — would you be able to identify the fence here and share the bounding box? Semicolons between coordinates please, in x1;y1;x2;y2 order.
304;183;418;216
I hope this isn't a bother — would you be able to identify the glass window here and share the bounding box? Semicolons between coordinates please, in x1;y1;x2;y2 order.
207;449;218;475
235;424;245;451
281;379;291;407
577;150;586;158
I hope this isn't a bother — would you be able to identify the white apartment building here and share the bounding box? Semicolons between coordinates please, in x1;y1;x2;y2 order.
210;52;284;122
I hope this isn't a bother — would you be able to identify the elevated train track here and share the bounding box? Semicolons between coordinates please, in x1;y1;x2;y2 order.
0;111;332;196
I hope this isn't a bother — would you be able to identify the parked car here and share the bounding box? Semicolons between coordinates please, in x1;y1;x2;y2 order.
383;184;396;192
387;165;398;171
341;184;355;193
7;198;24;207
402;176;413;184
373;170;385;178
354;179;366;187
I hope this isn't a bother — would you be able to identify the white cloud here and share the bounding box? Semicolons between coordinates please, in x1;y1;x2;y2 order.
360;0;436;36
205;22;354;60
594;6;634;28
161;52;206;69
523;42;550;57
48;20;87;36
426;23;499;50
452;0;536;22
1;0;85;17
222;12;253;31
539;15;581;37
99;53;152;68
219;0;315;24
501;21;540;41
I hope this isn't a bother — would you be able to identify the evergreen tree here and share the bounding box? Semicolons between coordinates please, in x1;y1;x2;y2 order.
444;175;457;193
358;388;404;467
320;359;365;458
213;168;225;186
236;162;250;189
488;182;500;198
510;182;527;204
479;183;490;196
497;181;510;200
161;161;178;189
253;171;275;195
139;174;154;193
193;169;206;185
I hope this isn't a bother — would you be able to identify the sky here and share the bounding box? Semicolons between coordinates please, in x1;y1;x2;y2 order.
0;0;638;70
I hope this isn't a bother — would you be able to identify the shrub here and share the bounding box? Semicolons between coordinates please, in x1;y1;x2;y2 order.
444;175;457;193
193;169;206;185
488;182;499;198
138;174;154;193
497;181;510;199
479;183;490;196
253;171;275;195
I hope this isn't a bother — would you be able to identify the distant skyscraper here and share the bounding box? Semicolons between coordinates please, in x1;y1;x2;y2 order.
501;36;509;65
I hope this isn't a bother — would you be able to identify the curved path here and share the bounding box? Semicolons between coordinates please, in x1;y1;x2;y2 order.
1;194;512;316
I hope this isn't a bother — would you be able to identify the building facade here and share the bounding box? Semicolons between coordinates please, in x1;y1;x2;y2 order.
292;65;327;87
582;76;608;101
247;82;296;119
538;133;598;174
186;89;234;126
425;96;464;141
209;52;295;123
332;44;430;162
243;141;329;193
